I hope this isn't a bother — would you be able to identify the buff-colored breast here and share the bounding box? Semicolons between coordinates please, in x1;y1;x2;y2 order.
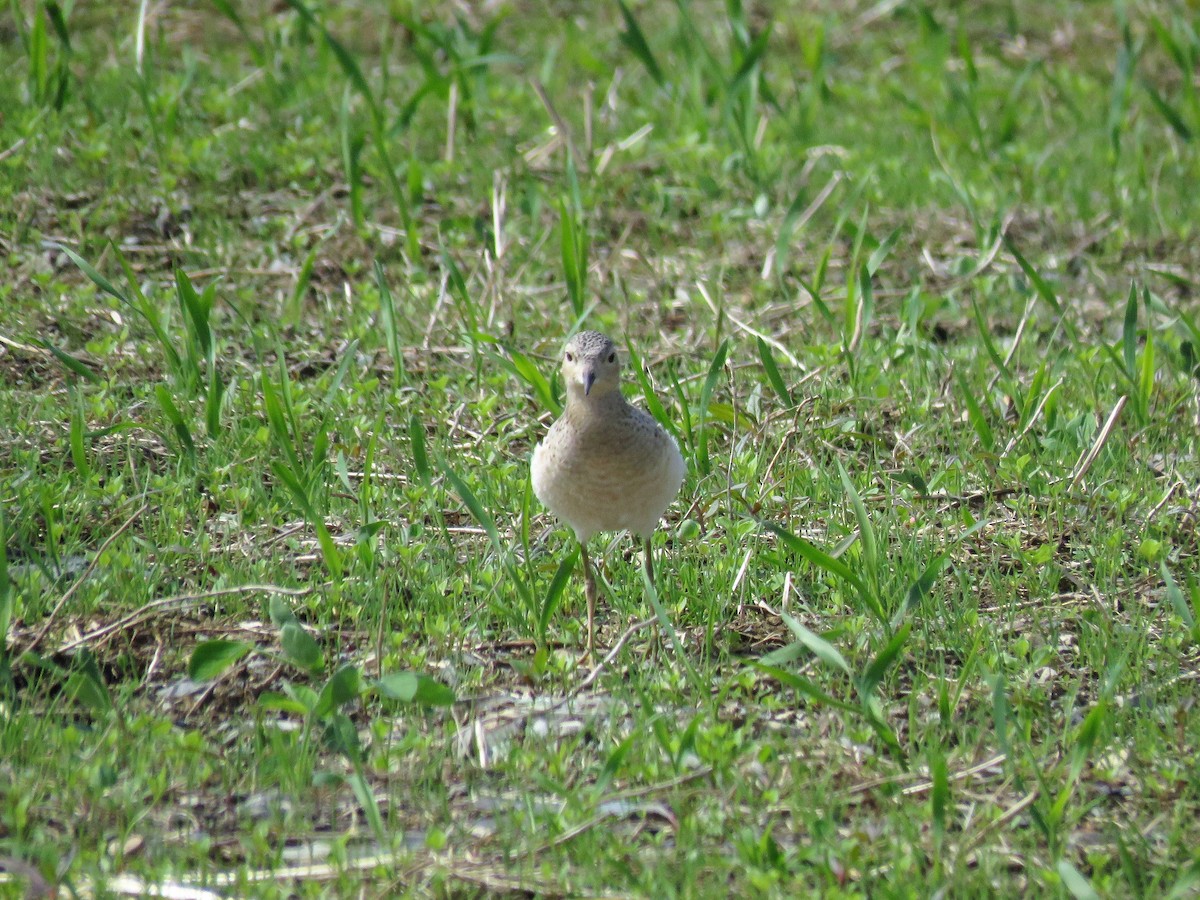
532;391;685;541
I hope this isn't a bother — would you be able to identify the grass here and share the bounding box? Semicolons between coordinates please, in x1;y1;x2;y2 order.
2;0;1199;895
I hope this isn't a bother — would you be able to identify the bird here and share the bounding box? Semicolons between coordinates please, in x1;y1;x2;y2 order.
531;330;687;659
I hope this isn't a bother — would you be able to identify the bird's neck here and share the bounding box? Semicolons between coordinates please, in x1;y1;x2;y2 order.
565;387;627;421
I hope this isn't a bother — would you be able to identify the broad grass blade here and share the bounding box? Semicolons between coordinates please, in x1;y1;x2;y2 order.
538;544;579;641
837;460;878;580
189;639;253;680
777;611;850;674
759;519;870;602
756;337;793;407
616;0;664;87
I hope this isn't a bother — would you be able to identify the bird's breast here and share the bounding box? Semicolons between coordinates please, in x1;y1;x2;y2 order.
531;410;685;540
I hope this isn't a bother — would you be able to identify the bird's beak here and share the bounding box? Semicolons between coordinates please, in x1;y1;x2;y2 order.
583;368;597;395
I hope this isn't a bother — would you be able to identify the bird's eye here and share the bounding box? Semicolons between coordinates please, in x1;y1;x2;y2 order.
607;352;615;363
565;352;574;362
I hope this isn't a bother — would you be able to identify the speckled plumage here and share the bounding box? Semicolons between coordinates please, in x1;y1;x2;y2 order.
531;331;686;658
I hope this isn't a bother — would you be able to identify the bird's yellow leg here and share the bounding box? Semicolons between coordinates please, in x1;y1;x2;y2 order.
643;534;663;661
580;540;598;662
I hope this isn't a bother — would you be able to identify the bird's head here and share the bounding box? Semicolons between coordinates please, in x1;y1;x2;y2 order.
561;330;621;401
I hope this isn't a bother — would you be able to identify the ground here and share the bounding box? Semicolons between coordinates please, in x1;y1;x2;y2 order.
1;0;1199;896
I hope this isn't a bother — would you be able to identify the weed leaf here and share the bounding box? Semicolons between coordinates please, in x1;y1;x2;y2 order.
189;639;253;680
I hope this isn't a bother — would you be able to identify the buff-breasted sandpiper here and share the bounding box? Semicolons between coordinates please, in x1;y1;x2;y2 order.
531;331;687;658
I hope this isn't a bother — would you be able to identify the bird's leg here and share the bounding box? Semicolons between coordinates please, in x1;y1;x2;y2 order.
643;534;662;661
580;540;598;661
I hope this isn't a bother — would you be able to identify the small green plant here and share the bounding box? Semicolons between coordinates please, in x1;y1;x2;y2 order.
494;342;560;418
15;1;72;110
261;346;357;579
754;610;912;763
1161;562;1200;647
1101;283;1157;426
1143;13;1199;142
626;340;684;445
559;159;590;320
340;86;367;228
190;595;455;845
754;467;948;763
56;247;229;457
1107;15;1136;165
374;259;407;389
282;0;416;256
616;0;776;180
393;8;516;139
173;269;226;435
756;337;794;408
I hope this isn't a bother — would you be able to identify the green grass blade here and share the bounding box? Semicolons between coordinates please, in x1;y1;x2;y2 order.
288;246;318;325
1160;561;1197;641
756;337;793;407
44;1;72;50
507;347;560;417
319;337;358;414
1005;238;1077;344
1122;281;1138;376
54;242;129;304
1057;860;1101;900
641;563;702;692
345;766;386;845
759;519;871;603
440;458;501;552
1137;332;1155;420
836;460;878;582
205;345;225;436
282;0;374;109
559;197;589;318
174;268;212;357
189;639;253;681
970;294;1011;381
374;259;404;386
777;611;850;674
340;87;366;228
696;339;729;476
930;747;949;839
440;250;478;337
538;544;579;641
989;670;1010;760
409;413;431;484
33;338;100;383
616;0;664;87
155;384;195;457
859;621;912;696
69;388;89;480
866;227;900;277
1142;80;1193;142
750;663;860;714
271;460;343;579
0;512;11;666
955;369;994;451
894;555;946;629
625;340;681;442
729;22;771;89
261;375;303;478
